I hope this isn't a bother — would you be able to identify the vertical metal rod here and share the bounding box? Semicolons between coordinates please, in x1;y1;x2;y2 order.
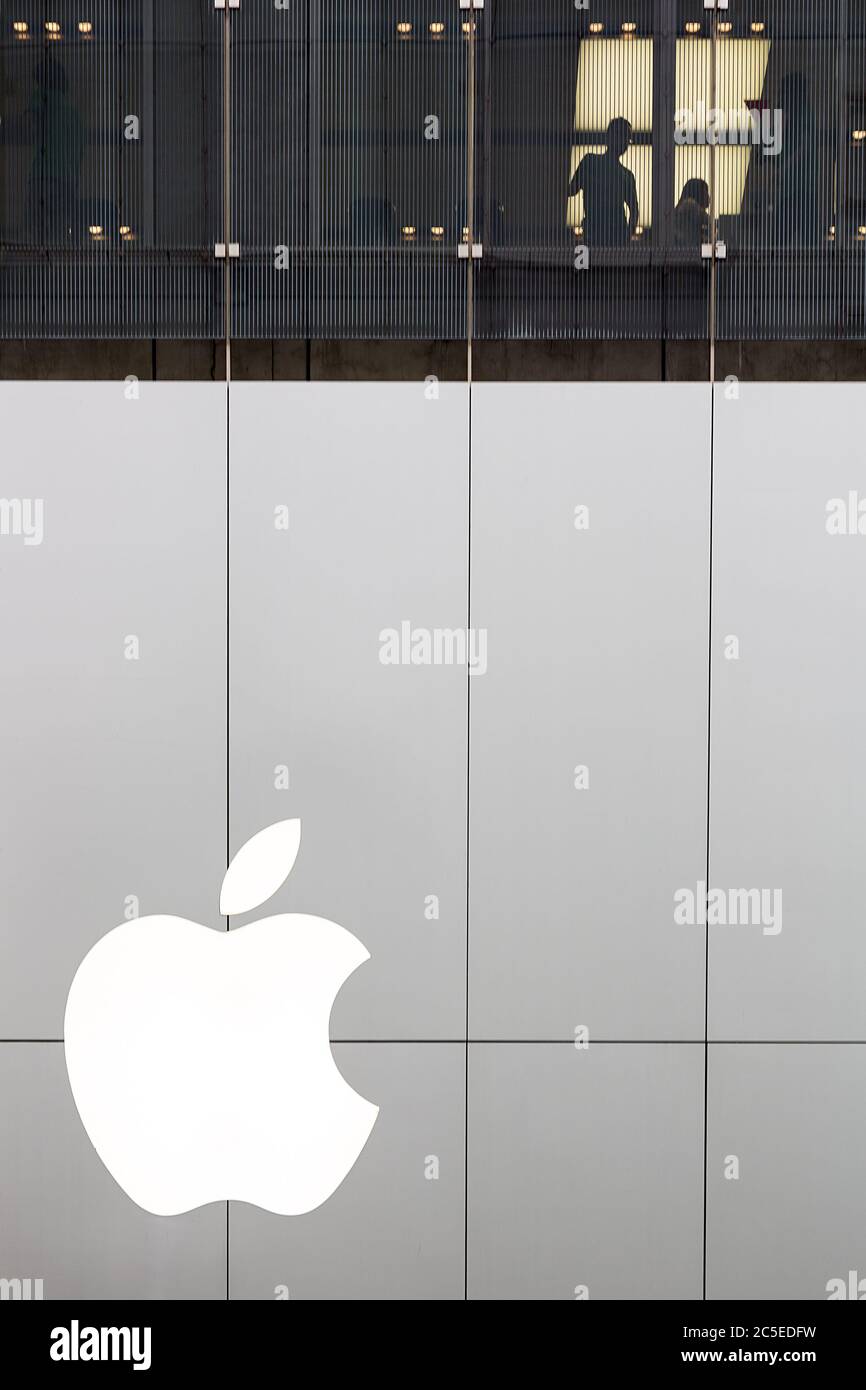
223;3;232;381
708;8;717;387
466;8;476;382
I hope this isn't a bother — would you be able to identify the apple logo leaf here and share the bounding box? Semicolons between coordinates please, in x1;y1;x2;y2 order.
220;819;302;917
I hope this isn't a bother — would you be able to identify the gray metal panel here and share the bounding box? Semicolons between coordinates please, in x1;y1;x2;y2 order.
227;1043;465;1300
0;1044;225;1299
229;383;469;1041
710;384;866;1040
467;1043;704;1300
706;1044;866;1299
0;383;227;1040
469;384;710;1040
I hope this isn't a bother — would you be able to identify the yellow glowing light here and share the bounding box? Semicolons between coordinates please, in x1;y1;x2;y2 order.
13;20;28;32
401;225;416;236
677;38;770;116
79;21;93;35
672;37;772;218
589;22;603;34
751;21;765;34
853;130;866;142
396;21;412;35
575;39;654;131
685;22;701;35
571;37;772;232
89;225;103;236
719;22;733;34
430;225;445;237
429;22;445;36
45;20;61;32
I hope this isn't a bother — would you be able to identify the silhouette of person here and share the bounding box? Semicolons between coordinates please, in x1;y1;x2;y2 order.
569;117;639;246
673;178;710;247
772;73;821;246
27;54;85;244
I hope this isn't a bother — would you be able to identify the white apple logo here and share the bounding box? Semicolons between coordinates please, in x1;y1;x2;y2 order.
64;820;378;1217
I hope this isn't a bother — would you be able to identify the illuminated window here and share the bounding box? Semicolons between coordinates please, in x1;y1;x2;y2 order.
675;37;772;217
569;31;773;239
570;38;653;236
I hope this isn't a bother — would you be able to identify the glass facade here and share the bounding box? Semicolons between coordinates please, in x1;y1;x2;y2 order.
1;0;864;341
0;0;223;337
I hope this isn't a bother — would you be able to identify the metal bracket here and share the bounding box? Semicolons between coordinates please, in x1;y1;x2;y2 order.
459;0;484;9
215;243;239;259
215;0;239;8
701;243;713;260
715;240;727;260
703;0;729;9
215;243;226;259
458;242;483;259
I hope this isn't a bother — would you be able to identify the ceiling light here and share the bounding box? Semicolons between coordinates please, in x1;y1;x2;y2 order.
78;21;93;35
45;20;61;32
685;21;701;34
719;21;733;33
429;21;445;36
751;21;765;34
430;225;444;237
589;21;603;33
853;130;866;142
88;224;103;236
622;22;637;35
396;21;412;35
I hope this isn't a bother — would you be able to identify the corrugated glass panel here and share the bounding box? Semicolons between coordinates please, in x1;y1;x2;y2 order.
0;0;861;346
841;1;866;337
231;0;468;340
0;1;223;338
470;0;712;341
714;0;843;341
